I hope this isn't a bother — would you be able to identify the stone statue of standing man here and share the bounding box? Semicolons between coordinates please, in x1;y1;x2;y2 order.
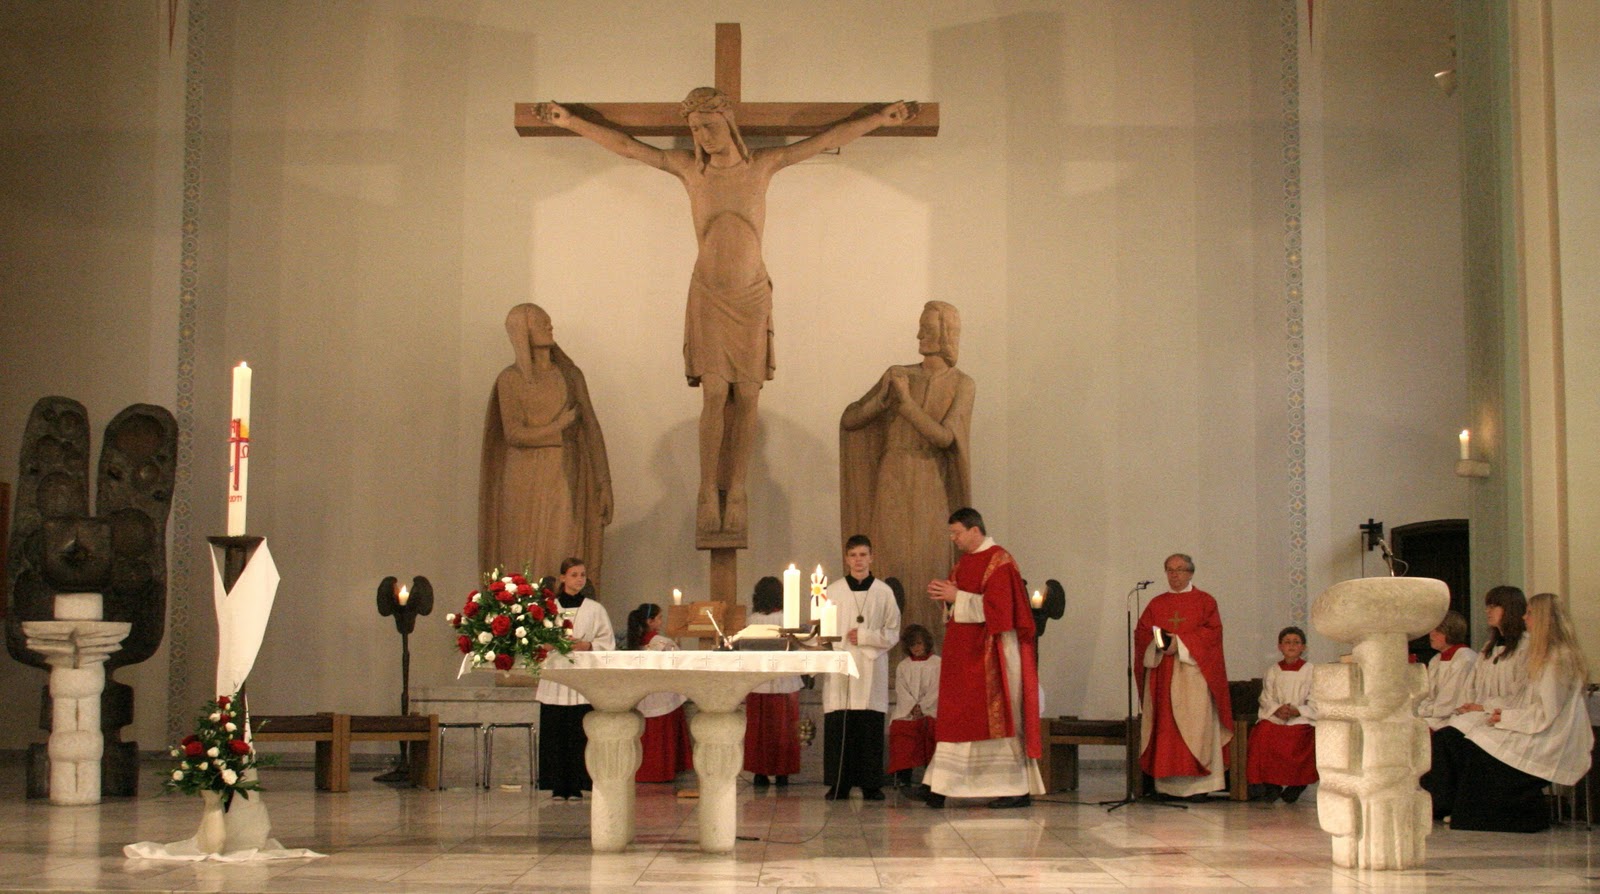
536;89;918;546
839;301;973;640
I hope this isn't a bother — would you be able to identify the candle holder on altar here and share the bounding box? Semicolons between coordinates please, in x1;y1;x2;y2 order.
778;624;841;651
725;620;841;651
374;575;432;783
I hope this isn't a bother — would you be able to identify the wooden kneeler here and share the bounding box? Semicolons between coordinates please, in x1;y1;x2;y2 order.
253;713;439;791
252;713;351;792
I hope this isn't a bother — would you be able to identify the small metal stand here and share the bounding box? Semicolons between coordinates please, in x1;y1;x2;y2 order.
374;576;433;784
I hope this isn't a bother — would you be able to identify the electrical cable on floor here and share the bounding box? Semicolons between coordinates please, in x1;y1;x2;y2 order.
747;708;850;845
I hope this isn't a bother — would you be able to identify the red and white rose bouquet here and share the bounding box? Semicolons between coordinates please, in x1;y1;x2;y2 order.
449;568;573;675
162;693;270;809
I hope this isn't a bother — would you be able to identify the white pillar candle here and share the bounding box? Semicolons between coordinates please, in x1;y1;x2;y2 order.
1458;429;1470;461
672;588;683;606
397;585;410;607
808;566;829;625
1030;589;1044;609
227;362;252;536
820;601;839;639
782;565;801;629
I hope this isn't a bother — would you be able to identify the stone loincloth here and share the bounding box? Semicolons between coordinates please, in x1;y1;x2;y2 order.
683;273;774;386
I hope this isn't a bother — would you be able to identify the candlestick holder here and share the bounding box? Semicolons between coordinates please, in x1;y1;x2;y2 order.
205;535;264;766
1031;579;1066;638
1454;459;1490;478
207;536;265;593
374;575;433;783
774;625;840;651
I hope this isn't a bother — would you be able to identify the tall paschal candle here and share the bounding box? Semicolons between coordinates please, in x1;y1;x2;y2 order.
227;362;252;536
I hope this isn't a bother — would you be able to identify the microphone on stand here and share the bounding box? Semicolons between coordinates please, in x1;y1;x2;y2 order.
1136;580;1154;589
1376;539;1398;576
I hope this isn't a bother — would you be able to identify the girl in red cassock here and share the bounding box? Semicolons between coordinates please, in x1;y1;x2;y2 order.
626;603;693;783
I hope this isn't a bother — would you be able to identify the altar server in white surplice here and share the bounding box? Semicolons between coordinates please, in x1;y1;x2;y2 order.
1449;586;1530;736
1415;611;1478;731
889;623;940;790
1425;592;1593;832
820;535;901;800
1245;626;1318;803
744;577;802;786
536;559;615;800
626;603;692;783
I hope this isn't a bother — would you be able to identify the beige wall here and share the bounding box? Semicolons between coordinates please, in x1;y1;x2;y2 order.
1;1;1515;750
1308;1;1468;622
1550;0;1598;654
0;1;184;752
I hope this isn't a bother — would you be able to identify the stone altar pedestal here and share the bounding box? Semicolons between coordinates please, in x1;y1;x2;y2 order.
21;593;131;806
534;649;855;853
1310;576;1448;870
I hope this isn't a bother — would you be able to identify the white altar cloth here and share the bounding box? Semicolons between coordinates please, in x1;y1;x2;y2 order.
532;649;856;853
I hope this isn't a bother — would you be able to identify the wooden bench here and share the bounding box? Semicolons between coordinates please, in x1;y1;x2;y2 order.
1040;679;1261;800
251;713;350;792
1227;678;1263;802
350;714;438;791
1038;716;1137;794
251;713;438;792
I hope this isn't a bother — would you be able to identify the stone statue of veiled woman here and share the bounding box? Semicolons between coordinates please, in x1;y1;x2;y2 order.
479;304;613;585
839;301;973;643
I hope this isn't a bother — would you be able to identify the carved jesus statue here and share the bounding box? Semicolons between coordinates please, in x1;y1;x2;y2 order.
536;89;918;544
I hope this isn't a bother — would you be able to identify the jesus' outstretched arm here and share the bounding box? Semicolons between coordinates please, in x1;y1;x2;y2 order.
535;102;681;172
767;100;919;169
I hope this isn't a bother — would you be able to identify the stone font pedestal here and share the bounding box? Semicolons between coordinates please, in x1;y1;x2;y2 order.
21;593;131;806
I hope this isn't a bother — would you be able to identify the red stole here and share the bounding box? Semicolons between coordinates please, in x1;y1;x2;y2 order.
935;545;1042;758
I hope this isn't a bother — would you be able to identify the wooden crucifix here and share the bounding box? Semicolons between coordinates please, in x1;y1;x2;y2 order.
515;23;938;606
515;24;940;138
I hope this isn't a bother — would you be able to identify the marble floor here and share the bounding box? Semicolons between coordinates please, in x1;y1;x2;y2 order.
0;759;1595;893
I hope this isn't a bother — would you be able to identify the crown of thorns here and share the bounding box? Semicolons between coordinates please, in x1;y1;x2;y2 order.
679;88;734;118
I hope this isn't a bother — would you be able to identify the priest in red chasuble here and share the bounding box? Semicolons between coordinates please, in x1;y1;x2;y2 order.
922;508;1043;809
1135;553;1233;798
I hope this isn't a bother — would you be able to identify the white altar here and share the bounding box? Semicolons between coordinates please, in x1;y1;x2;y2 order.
534;649;856;853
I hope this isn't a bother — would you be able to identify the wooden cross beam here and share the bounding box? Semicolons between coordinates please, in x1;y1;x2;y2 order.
515;23;939;138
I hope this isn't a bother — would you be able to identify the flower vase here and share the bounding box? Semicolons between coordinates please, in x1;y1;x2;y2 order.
195;790;227;855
